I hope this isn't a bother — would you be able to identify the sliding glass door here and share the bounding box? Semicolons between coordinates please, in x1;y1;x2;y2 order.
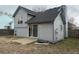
29;25;38;37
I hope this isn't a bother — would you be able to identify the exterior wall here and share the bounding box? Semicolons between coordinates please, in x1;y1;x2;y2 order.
14;8;33;37
14;8;33;27
37;13;65;43
54;13;64;42
14;27;29;37
38;24;53;42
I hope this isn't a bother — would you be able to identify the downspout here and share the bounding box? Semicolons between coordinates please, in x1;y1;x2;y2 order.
53;23;55;43
51;21;55;43
64;23;66;38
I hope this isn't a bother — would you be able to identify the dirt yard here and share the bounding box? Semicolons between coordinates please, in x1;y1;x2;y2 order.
0;36;79;54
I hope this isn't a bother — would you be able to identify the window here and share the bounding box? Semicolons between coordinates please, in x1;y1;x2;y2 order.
60;25;62;31
21;17;23;19
25;21;27;24
18;20;23;24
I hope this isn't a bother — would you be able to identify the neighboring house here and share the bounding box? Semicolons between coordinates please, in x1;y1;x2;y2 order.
13;5;68;43
68;22;77;30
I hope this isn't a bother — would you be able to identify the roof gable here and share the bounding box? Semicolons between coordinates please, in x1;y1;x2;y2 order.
27;7;61;24
13;6;36;17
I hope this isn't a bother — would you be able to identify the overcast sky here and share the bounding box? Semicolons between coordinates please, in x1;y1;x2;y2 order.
0;5;79;29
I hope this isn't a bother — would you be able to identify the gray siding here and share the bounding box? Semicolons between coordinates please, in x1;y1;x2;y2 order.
14;8;33;27
14;8;33;37
15;27;29;37
38;24;53;42
54;13;64;42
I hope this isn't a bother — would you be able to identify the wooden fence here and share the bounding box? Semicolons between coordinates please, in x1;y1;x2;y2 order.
0;29;14;36
68;29;79;38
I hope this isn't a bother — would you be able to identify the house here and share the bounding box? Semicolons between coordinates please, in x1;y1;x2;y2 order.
13;5;68;43
68;22;77;30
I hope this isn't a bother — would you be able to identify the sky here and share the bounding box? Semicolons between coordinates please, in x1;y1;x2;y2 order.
0;5;79;29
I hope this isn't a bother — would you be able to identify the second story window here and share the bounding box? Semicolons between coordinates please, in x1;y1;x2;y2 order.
18;20;23;24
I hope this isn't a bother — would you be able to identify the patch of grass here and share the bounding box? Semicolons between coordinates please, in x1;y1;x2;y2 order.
0;37;79;53
54;38;79;49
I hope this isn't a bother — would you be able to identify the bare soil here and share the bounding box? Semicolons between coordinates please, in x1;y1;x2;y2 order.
0;36;79;54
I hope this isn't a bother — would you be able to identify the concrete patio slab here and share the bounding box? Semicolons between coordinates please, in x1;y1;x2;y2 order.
9;38;37;45
35;42;50;45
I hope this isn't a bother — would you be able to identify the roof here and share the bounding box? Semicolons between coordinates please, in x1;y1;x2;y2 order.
13;6;36;17
13;5;66;24
27;6;66;24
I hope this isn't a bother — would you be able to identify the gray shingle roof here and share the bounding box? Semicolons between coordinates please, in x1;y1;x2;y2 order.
26;7;65;24
13;5;66;24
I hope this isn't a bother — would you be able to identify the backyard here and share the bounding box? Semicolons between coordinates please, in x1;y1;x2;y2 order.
0;36;79;54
